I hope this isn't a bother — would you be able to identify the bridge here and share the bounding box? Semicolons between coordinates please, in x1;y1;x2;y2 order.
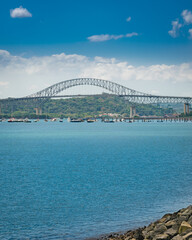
1;78;192;117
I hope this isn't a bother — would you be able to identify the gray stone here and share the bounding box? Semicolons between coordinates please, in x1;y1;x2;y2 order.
172;234;184;240
179;221;192;234
142;224;155;237
165;220;177;228
154;224;167;234
145;230;155;239
183;231;192;240
158;214;171;224
180;229;192;236
188;216;192;226
178;216;190;224
164;227;178;237
154;233;169;240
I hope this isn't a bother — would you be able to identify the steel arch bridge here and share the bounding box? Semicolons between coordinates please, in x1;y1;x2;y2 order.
27;78;147;98
26;78;192;104
1;78;192;104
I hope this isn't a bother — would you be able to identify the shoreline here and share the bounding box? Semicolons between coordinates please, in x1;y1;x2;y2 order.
87;205;192;240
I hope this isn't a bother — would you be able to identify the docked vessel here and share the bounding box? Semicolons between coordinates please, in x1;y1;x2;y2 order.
87;119;95;123
104;119;115;123
23;118;31;123
51;118;57;122
70;118;84;122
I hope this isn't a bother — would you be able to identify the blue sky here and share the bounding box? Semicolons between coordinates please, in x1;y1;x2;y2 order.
0;0;192;64
0;0;192;98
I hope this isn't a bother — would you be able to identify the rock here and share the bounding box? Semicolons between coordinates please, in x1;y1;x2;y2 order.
164;227;178;237
160;214;172;223
178;216;189;224
133;228;144;240
154;224;167;234
158;217;169;224
181;206;192;216
188;216;192;226
172;234;184;240
145;230;155;239
165;220;178;229
148;223;155;231
154;233;169;240
182;231;192;240
94;205;192;240
179;221;192;234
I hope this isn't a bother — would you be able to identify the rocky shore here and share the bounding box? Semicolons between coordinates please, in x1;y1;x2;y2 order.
91;205;192;240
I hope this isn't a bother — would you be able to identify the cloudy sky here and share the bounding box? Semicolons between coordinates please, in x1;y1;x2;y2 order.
0;0;192;98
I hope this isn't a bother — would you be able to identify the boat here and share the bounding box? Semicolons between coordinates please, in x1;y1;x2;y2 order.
104;119;115;123
8;118;15;122
51;118;57;122
70;118;84;122
59;119;63;122
23;118;31;123
87;119;95;123
8;118;22;122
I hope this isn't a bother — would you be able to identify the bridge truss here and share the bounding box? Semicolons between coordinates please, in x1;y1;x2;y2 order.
1;78;192;104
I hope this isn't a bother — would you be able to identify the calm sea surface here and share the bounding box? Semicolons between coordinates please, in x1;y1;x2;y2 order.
0;121;192;240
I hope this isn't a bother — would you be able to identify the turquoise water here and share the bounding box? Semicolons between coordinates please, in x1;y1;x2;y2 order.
0;121;192;239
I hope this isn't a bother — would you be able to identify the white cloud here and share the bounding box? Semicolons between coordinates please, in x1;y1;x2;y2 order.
10;6;32;18
168;20;182;38
0;81;9;86
87;33;138;42
189;29;192;38
0;50;192;98
126;32;138;37
0;50;10;56
126;16;131;22
87;34;124;42
181;9;192;24
169;9;192;38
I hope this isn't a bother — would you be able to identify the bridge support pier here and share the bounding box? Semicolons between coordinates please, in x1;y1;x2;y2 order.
184;103;189;115
34;107;42;116
39;108;42;115
130;106;136;118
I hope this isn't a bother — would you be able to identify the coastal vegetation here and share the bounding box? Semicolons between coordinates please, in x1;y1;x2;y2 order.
0;94;177;119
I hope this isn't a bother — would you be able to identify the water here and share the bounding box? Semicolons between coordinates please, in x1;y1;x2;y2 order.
0;121;192;239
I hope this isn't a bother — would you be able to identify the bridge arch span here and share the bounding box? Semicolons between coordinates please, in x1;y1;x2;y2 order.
27;78;147;98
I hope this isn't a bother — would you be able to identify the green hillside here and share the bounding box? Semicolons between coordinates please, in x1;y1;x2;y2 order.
1;94;175;118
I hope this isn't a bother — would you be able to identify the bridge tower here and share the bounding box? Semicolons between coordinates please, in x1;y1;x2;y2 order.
34;107;42;116
130;106;136;118
184;103;190;115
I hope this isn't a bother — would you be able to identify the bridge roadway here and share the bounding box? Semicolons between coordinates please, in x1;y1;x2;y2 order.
1;93;192;104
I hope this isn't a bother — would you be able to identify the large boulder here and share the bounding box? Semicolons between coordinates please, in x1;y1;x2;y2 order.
178;221;192;234
154;233;169;240
172;234;184;240
153;224;167;234
165;220;179;230
164;227;178;237
182;231;192;240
